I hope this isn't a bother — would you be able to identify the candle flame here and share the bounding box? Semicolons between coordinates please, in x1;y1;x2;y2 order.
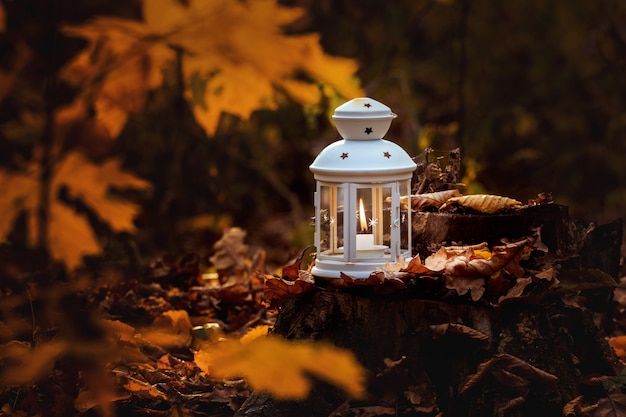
359;198;367;232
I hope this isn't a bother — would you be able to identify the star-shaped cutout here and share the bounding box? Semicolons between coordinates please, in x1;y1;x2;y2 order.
383;151;391;158
364;127;373;135
340;152;349;159
364;103;371;108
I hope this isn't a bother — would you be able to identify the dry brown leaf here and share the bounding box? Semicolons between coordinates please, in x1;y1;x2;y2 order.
120;375;168;401
440;194;523;213
263;274;316;308
562;395;585;417
401;255;434;275
444;273;485;301
430;323;489;344
209;227;248;274
497;277;533;304
594;390;626;417
411;189;461;210
74;387;130;413
282;247;310;281
460;353;557;394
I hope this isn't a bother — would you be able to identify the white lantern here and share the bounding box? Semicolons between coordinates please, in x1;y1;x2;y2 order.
310;98;417;279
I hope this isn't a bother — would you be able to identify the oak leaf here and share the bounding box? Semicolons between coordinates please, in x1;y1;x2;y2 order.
62;0;362;138
194;335;365;400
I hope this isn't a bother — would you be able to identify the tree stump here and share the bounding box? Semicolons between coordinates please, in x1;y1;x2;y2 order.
235;204;623;417
235;292;618;417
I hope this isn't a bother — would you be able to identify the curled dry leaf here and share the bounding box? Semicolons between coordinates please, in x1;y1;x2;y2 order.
594;390;626;417
497;277;533;304
460;353;557;394
439;194;523;213
281;247;311;281
410;189;461;210
326;271;407;294
430;323;489;345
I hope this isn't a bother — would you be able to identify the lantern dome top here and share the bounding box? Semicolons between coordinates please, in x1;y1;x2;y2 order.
332;97;397;141
310;97;416;182
333;97;396;120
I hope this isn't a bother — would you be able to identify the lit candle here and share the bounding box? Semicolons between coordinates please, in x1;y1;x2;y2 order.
356;198;376;251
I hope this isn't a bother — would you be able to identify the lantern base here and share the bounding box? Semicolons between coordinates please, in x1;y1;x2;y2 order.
311;256;411;279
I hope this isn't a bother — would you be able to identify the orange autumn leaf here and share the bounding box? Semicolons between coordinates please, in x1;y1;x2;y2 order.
0;341;68;385
609;336;626;358
61;0;362;138
0;151;151;271
52;152;150;233
195;335;365;400
141;310;193;349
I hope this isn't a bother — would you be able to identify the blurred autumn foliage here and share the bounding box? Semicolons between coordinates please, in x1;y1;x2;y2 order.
1;0;625;271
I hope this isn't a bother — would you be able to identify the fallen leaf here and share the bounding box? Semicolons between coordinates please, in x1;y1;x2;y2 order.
209;227;250;284
240;325;271;344
410;189;461;210
608;336;626;358
0;340;68;385
460;353;557;394
263;274;316;308
594;389;626;417
141;310;193;349
195;335;365;400
120;374;168;401
401;255;433;275
497;277;533;304
430;323;489;344
440;194;523;213
282;247;310;281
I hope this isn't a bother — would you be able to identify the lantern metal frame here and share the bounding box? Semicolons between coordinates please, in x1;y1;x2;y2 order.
309;98;417;279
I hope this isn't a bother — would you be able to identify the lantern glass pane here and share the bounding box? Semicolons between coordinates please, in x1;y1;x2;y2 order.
399;180;411;257
319;184;344;257
354;186;392;259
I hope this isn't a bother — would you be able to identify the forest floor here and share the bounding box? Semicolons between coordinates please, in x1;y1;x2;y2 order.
1;228;625;417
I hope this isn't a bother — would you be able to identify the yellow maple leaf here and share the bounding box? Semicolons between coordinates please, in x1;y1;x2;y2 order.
0;166;40;241
0;151;151;271
61;0;362;137
195;335;365;400
48;202;102;271
52;152;151;233
61;18;171;137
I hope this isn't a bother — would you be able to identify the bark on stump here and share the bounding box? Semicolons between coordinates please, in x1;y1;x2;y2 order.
235;205;622;417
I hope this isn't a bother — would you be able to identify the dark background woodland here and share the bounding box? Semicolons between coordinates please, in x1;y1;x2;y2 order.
1;0;625;268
